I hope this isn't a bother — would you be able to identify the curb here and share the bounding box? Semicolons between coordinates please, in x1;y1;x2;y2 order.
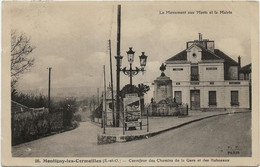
97;111;250;145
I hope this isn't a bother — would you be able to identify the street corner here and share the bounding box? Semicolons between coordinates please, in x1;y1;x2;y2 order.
97;132;152;145
97;134;117;145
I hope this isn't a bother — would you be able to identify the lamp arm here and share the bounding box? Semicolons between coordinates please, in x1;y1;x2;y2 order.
121;66;146;76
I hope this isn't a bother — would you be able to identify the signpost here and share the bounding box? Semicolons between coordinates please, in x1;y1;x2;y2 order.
123;93;141;131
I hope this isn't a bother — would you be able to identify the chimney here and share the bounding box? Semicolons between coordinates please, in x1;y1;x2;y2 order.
238;56;241;79
238;56;241;68
198;33;202;41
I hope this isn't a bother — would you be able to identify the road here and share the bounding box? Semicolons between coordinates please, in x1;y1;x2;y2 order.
12;112;251;157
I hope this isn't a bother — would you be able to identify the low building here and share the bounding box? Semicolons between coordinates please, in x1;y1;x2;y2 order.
239;63;251;80
239;63;252;109
105;85;116;126
164;34;250;111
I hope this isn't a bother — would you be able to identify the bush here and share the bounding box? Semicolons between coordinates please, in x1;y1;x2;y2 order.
11;109;64;145
71;120;79;129
90;103;102;120
57;98;77;127
11;92;48;108
73;113;82;122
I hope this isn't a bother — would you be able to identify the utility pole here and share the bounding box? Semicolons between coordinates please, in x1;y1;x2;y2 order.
48;67;52;110
147;107;149;132
103;65;106;134
115;4;121;127
108;40;115;126
92;95;95;111
97;88;99;107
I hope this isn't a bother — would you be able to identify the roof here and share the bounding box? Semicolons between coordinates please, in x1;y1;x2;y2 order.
11;100;33;113
166;50;187;61
166;43;222;62
166;43;239;66
240;63;251;73
11;100;46;114
214;49;239;66
201;50;222;60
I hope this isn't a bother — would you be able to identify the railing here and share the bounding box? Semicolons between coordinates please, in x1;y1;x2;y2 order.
191;74;199;81
208;102;217;106
231;102;240;106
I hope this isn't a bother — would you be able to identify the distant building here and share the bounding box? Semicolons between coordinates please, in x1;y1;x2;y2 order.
105;85;116;126
239;63;252;109
239;63;251;80
164;34;250;111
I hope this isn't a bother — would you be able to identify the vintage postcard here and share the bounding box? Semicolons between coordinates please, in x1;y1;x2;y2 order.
2;1;259;166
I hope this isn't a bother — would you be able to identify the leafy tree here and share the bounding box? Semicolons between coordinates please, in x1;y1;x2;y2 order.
120;84;139;98
120;84;150;98
58;98;77;127
137;83;150;96
11;30;35;94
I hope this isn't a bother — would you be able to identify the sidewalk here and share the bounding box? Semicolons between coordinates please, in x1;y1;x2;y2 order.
97;110;250;144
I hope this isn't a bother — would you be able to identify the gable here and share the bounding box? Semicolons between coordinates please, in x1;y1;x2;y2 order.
186;43;203;52
166;44;223;63
187;45;202;63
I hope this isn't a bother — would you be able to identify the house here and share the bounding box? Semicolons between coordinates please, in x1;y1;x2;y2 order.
105;85;116;126
165;34;250;111
239;63;251;80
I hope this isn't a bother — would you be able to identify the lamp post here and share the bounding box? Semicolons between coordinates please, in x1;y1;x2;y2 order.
120;47;148;132
114;47;148;127
121;47;148;86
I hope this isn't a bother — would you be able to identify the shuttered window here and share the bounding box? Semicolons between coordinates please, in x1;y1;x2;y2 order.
209;91;216;105
231;91;239;106
191;66;199;81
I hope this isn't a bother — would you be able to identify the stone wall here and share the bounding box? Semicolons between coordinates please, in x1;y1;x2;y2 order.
148;102;188;116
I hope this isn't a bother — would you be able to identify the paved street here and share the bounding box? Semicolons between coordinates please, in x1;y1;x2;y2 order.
12;112;251;157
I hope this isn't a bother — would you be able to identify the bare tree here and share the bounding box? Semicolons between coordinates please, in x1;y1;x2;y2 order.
11;30;35;90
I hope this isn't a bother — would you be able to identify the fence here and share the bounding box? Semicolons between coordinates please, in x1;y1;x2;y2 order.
146;102;188;116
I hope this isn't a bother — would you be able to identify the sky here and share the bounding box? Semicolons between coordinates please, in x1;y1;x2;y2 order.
5;1;254;96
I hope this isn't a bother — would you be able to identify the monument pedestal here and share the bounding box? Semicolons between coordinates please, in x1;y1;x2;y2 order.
154;75;173;103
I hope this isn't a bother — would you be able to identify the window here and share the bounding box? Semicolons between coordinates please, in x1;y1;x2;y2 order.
206;67;217;70
239;73;245;80
173;68;183;71
228;66;238;80
191;66;199;81
246;74;250;80
209;91;217;106
231;91;239;106
174;91;182;104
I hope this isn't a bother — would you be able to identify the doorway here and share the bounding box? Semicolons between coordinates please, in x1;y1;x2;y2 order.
190;90;200;110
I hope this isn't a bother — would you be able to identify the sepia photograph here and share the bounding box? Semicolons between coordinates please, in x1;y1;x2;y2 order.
2;1;259;166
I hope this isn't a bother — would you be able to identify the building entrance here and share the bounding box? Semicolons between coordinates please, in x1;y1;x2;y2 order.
190;90;200;110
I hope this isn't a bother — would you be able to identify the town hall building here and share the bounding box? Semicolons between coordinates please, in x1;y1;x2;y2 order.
164;34;250;111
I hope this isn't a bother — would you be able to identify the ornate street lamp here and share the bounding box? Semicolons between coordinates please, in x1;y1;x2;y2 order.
117;55;123;67
126;47;135;65
121;47;148;86
139;52;148;73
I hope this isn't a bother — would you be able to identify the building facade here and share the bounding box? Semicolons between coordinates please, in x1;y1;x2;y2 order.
165;35;250;111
